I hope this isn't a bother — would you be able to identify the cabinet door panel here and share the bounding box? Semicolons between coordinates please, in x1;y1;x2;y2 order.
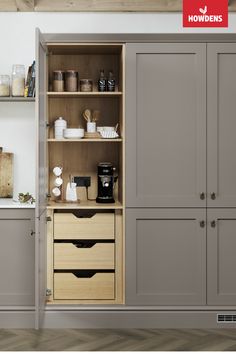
207;44;236;207
126;209;206;305
207;209;236;305
0;210;34;306
35;28;47;329
126;43;206;207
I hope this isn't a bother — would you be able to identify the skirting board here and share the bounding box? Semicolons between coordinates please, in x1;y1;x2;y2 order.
42;311;236;329
0;311;35;328
2;311;236;329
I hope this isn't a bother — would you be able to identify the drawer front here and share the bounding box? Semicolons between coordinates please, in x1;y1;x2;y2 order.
54;272;115;300
54;213;114;239
54;242;115;270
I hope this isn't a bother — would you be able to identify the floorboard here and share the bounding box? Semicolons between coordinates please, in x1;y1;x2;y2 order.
0;329;236;351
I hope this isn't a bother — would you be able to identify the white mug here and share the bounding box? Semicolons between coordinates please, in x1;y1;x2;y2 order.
52;187;61;197
54;177;63;187
53;166;63;176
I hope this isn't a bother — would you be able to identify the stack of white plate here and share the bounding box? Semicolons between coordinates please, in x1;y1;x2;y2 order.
63;128;84;139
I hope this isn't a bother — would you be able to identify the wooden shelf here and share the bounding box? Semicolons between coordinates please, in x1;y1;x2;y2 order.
47;200;123;210
47;138;122;142
0;97;35;102
47;92;122;98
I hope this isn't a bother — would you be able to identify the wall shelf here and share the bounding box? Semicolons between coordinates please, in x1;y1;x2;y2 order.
0;97;35;102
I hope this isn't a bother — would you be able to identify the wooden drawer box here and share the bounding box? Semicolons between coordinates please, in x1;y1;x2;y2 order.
54;212;114;240
54;242;115;270
54;271;115;300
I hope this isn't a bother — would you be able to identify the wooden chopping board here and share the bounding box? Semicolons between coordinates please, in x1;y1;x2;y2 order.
0;147;13;198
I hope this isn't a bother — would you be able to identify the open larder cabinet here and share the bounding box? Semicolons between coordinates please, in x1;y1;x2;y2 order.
35;29;125;327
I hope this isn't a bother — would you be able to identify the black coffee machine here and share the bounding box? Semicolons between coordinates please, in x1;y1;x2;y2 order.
96;162;116;203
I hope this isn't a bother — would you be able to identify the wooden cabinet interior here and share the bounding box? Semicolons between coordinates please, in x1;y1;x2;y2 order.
46;43;124;305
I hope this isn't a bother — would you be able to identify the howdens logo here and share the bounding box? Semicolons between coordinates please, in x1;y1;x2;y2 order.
183;0;228;28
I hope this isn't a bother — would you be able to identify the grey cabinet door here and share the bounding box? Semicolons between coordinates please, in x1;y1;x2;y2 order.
35;28;47;329
207;44;236;207
126;43;206;208
0;210;34;306
126;209;206;305
207;209;236;305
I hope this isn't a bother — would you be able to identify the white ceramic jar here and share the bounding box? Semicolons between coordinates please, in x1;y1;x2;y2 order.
54;117;67;139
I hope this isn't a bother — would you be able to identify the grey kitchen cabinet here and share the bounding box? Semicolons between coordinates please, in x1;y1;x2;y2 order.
126;209;206;305
207;44;236;207
207;209;236;305
0;209;35;306
126;43;207;208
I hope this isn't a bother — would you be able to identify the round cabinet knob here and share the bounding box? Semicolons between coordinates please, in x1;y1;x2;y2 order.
200;192;205;200
199;220;205;228
211;220;216;228
211;192;216;200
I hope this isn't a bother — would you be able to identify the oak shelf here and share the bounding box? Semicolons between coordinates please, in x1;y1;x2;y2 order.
47;200;123;210
47;91;122;98
47;138;122;142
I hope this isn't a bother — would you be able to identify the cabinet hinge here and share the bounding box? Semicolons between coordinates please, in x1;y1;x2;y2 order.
46;288;52;296
46;216;52;222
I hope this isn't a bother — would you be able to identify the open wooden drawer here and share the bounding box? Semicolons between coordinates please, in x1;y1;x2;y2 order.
54;211;114;240
54;271;115;300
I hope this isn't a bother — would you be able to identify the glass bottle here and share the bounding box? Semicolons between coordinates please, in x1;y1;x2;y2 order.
107;71;116;92
12;65;25;96
98;70;106;92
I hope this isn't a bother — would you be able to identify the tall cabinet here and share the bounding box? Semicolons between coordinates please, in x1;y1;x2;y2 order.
126;42;236;306
35;32;236;329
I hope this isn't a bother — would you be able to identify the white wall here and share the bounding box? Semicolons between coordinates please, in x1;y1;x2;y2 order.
0;12;236;198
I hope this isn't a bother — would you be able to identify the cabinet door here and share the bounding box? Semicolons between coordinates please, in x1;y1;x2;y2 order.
126;43;206;207
207;209;236;305
126;209;206;305
207;44;236;207
35;28;47;329
0;210;34;306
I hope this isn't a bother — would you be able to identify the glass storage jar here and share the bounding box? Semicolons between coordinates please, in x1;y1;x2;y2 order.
12;65;25;96
53;71;65;92
80;79;93;92
0;75;10;96
65;70;78;92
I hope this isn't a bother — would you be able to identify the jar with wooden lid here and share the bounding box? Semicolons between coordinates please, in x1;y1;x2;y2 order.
53;71;65;92
0;75;10;96
12;65;25;96
65;70;78;92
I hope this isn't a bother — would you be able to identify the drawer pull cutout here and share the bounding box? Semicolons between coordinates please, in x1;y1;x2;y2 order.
72;241;96;248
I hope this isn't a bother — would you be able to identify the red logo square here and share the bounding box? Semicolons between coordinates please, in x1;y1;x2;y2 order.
183;0;228;27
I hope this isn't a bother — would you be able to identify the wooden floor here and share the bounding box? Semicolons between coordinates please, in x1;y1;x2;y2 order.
1;329;236;351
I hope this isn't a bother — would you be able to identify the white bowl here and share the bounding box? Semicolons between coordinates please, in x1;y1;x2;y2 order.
63;128;84;139
97;126;115;133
